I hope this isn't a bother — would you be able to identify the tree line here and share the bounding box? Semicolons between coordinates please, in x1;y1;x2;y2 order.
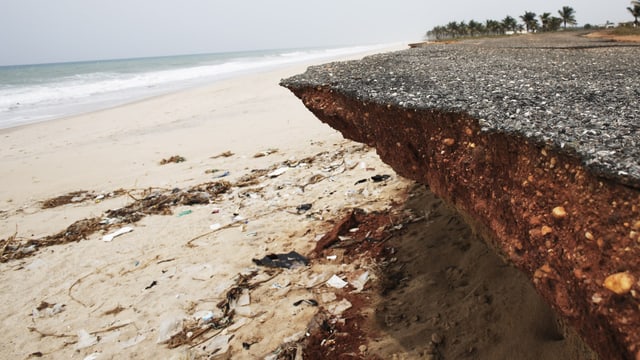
426;6;579;40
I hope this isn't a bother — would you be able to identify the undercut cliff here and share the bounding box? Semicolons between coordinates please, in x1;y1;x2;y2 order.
282;33;640;360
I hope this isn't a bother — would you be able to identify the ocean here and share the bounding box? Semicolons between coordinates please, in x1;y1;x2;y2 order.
0;44;389;129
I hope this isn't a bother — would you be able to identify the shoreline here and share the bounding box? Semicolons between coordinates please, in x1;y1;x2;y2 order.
0;44;415;359
0;38;600;359
0;45;405;213
0;43;405;132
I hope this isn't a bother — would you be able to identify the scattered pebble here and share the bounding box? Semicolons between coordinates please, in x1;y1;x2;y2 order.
551;206;567;219
442;138;455;146
603;272;636;295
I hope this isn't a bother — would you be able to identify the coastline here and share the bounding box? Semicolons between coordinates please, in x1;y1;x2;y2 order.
0;40;600;358
0;46;413;359
0;44;405;214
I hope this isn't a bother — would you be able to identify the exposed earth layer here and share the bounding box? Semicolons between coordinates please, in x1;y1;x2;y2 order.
282;32;640;359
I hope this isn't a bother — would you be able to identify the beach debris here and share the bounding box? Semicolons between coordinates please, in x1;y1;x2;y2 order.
267;167;288;178
165;272;263;349
32;301;66;318
76;329;99;350
157;316;185;344
83;353;101;360
211;150;234;159
120;334;146;349
3;181;233;262
101;226;133;242
235;169;270;187
252;251;309;269
253;148;278;158
293;299;319;307
210;223;222;231
327;275;349;289
372;174;391;182
326;298;352;315
41;189;126;209
213;170;230;178
355;174;392;185
177;209;192;217
159;155;186;165
350;271;370;292
145;280;158;290
41;191;92;209
103;305;125;316
296;203;313;213
326;255;337;261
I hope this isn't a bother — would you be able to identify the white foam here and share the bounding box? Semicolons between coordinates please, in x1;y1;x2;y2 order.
0;44;395;129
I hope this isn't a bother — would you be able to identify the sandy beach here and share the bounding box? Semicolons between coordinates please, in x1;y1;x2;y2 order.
0;45;596;359
0;49;417;359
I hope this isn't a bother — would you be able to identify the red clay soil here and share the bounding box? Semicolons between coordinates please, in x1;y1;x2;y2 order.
303;207;411;359
290;87;640;360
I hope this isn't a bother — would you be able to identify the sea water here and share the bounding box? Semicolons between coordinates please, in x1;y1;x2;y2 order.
0;44;389;129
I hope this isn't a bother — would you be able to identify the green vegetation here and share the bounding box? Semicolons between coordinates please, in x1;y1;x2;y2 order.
628;2;640;27
558;6;577;29
425;2;640;41
426;6;576;40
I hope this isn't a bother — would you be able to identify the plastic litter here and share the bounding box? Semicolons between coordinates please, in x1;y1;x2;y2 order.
76;329;98;350
355;174;391;185
267;167;288;178
296;203;312;213
120;334;146;349
210;223;222;230
252;251;309;269
201;311;215;323
293;299;318;307
214;170;230;178
327;298;352;315
83;353;101;360
156;316;184;344
371;174;391;182
326;255;337;261
326;274;348;289
102;226;133;242
205;334;232;355
351;271;370;292
144;280;158;290
177;209;192;217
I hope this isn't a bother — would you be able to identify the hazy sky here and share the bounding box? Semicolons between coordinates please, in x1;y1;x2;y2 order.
0;0;633;66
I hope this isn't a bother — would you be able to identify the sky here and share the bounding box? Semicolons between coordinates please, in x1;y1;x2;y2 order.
0;0;634;66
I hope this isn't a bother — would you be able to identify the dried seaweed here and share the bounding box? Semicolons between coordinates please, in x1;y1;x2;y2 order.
0;181;232;263
211;151;234;159
166;271;266;349
41;191;93;209
160;155;186;165
41;189;127;209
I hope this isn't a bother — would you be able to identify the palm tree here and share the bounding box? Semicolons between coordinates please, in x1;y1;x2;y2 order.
446;21;460;37
520;11;539;32
486;19;503;35
558;6;577;29
549;17;563;31
502;15;518;33
458;21;469;36
628;3;640;27
540;12;552;31
468;20;485;36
